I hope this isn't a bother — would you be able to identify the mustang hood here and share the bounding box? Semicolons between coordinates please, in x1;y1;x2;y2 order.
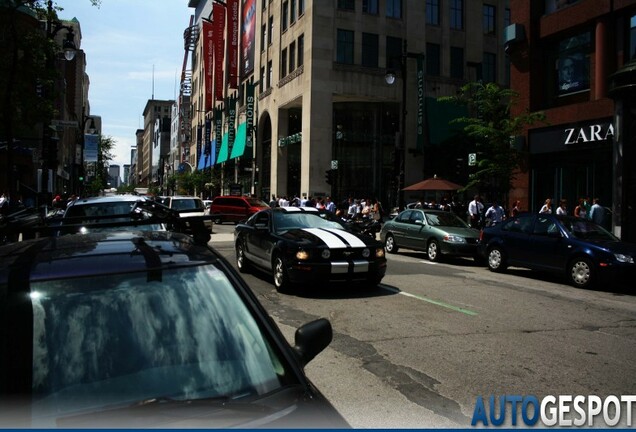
280;228;378;248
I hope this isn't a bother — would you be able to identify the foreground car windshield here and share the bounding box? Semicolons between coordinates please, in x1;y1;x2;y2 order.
425;212;469;228
27;265;289;425
272;211;344;232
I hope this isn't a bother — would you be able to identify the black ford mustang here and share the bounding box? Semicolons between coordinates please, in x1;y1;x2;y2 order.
234;207;387;292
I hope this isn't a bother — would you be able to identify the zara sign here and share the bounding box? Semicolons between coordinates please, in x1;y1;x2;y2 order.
563;122;614;145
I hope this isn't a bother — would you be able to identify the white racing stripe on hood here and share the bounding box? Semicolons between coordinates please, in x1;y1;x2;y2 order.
322;228;367;247
301;228;348;248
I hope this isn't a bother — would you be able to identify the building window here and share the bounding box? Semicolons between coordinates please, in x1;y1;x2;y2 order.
483;4;496;36
386;0;402;19
386;36;402;69
545;0;581;14
426;43;441;76
298;34;304;67
483;52;496;83
261;24;267;51
259;66;265;91
363;0;378;15
557;32;590;95
338;0;354;10
450;46;464;79
281;48;287;77
262;0;266;11
268;60;273;88
450;0;463;30
337;29;355;64
426;0;440;25
504;7;511;28
282;1;289;32
289;41;296;71
290;0;296;24
298;0;304;15
362;32;379;67
268;16;274;45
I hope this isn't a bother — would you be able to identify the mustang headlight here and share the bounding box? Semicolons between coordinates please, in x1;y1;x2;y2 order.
614;253;634;264
375;248;385;258
321;249;331;259
362;248;370;258
443;235;466;243
296;250;310;260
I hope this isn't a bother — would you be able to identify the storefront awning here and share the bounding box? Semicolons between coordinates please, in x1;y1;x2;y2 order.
230;123;247;159
216;133;229;164
197;152;213;170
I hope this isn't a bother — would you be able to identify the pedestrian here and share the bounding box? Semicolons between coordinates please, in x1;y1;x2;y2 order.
347;198;359;219
510;200;521;217
556;199;567;215
589;198;605;226
269;194;278;208
573;198;587;219
468;194;484;229
539;198;552;214
52;194;64;209
485;200;506;226
325;196;336;213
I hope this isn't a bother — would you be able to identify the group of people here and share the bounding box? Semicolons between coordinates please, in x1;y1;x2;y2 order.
539;197;605;224
467;195;510;229
267;194;385;222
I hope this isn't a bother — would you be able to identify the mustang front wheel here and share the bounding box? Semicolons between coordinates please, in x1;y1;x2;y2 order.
273;255;291;293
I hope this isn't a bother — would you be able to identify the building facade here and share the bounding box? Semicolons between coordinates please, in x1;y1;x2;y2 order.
186;0;511;209
140;100;174;187
508;0;636;241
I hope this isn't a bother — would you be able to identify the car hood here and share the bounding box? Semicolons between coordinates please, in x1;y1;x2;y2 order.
30;387;350;429
582;238;636;255
279;227;381;248
436;226;480;239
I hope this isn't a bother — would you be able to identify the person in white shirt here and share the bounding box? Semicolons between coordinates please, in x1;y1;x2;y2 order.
468;195;484;229
539;198;552;214
485;201;505;226
556;199;567;215
589;198;605;226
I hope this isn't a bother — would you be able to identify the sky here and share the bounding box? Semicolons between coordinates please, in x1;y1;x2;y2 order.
62;0;194;174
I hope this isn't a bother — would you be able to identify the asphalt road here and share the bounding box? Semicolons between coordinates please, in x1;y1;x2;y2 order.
209;223;636;428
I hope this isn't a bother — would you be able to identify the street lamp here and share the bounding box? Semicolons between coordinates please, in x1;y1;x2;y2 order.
385;41;425;212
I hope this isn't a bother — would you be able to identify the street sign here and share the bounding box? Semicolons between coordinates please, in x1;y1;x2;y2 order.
331;160;338;170
468;153;477;166
52;120;79;128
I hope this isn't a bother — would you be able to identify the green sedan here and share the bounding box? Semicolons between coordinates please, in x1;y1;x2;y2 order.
380;209;481;262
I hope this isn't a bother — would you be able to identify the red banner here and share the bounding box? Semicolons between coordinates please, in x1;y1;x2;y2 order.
227;0;239;88
202;19;214;112
213;3;226;101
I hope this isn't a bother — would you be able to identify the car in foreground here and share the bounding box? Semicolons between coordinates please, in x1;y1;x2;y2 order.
478;212;636;288
380;208;481;262
234;206;387;293
0;228;349;428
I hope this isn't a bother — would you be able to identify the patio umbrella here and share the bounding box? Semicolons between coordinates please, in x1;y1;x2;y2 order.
402;175;463;191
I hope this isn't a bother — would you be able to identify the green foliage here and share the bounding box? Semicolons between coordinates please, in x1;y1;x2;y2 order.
438;82;546;200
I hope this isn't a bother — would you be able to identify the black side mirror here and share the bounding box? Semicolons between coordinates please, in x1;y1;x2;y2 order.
293;318;333;366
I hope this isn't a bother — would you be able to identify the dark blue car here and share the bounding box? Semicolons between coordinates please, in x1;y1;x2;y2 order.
478;213;636;289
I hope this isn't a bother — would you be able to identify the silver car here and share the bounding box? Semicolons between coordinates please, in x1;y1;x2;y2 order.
380;209;481;262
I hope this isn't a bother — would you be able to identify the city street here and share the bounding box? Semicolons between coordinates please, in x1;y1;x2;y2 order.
210;223;636;428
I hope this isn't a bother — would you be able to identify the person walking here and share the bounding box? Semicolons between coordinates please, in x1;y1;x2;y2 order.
539;198;552;214
485;200;506;226
556;199;567;215
589;198;605;226
468;195;484;229
510;200;521;217
325;196;336;213
574;198;587;219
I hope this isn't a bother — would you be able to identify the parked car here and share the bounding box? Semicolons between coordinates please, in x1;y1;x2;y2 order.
209;195;269;224
234;206;387;293
159;195;212;232
478;212;636;288
0;227;349;428
380;208;481;262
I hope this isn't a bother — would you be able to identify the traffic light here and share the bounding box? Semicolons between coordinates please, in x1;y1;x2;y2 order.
325;169;334;185
78;176;84;182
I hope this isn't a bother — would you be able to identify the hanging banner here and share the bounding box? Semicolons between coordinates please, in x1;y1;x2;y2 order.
245;82;255;148
214;105;223;163
204;118;212;155
83;134;99;162
227;96;237;152
227;0;239;88
242;0;256;76
213;3;226;101
202;19;214;112
416;54;425;152
196;124;202;165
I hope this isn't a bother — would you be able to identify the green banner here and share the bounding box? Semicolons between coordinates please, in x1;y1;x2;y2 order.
416;54;425;152
246;83;255;148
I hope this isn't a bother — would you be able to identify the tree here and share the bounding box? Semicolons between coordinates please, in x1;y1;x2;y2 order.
85;134;115;196
438;82;546;202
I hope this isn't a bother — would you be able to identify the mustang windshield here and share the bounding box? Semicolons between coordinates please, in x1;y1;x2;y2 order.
273;211;344;232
